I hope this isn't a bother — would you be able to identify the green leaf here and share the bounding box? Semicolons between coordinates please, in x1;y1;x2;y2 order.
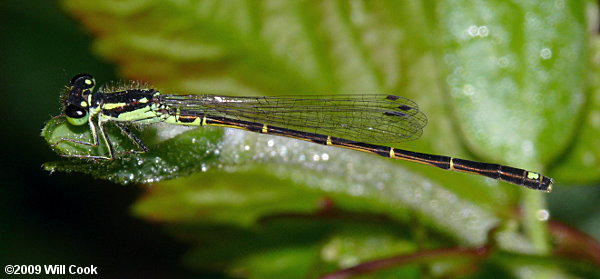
171;215;421;277
130;131;501;242
42;116;224;184
439;1;586;167
552;37;600;183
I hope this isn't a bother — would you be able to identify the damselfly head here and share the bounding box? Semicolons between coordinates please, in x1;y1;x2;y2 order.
63;74;95;126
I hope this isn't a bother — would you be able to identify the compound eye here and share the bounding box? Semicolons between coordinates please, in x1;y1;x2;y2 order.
70;73;95;89
66;104;86;118
65;104;88;126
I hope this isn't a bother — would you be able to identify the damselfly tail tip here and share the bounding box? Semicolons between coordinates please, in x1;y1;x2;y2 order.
523;171;553;192
543;176;554;193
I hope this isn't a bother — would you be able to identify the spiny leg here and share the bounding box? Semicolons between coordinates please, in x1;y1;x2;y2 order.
97;118;116;159
51;116;114;159
52;121;149;159
115;122;149;154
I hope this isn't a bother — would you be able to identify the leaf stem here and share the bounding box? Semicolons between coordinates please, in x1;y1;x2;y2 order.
521;188;550;253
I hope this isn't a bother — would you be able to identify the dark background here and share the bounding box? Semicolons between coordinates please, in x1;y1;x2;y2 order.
0;1;598;278
0;1;202;278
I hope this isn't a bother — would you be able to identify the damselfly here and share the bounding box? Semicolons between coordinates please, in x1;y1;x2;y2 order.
52;74;553;191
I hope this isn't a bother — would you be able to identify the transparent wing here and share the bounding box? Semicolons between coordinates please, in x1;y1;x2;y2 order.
160;94;427;143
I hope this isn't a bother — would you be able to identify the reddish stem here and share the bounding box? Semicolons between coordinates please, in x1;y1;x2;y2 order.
548;220;600;266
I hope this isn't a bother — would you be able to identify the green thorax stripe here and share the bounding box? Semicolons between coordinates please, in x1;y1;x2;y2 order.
98;89;159;118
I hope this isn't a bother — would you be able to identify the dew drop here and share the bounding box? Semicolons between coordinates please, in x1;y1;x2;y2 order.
467;25;489;37
497;56;509;68
540;48;552;60
467;25;479;37
536;209;550;221
478;26;489;37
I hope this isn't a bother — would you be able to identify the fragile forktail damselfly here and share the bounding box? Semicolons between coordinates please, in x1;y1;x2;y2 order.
52;74;553;191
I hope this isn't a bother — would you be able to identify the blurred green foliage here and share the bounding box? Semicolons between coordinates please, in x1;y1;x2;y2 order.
29;0;600;278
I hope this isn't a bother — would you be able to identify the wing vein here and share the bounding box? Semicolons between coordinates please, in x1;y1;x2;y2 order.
159;94;427;143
